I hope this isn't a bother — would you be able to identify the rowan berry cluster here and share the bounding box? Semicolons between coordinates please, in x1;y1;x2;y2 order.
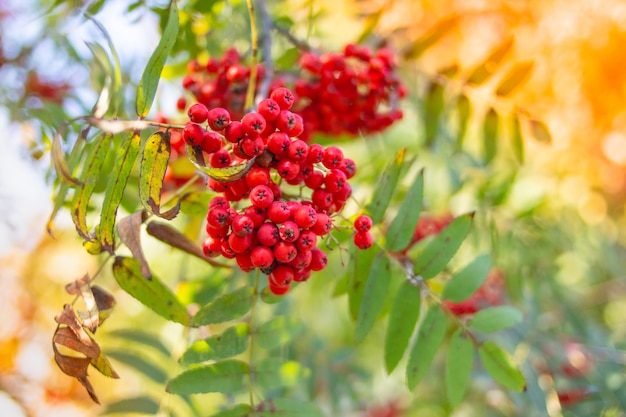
177;44;405;142
184;87;370;295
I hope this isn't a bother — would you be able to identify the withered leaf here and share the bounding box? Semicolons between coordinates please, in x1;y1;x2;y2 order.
146;221;231;268
54;341;100;404
53;326;101;359
117;210;151;279
92;285;116;325
55;304;94;347
66;275;99;333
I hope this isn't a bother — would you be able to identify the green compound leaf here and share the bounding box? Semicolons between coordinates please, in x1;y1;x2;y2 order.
511;114;525;164
413;213;474;280
456;93;471;147
467;38;514;85
483;107;499;164
424;82;445;146
166;360;248;395
355;254;392;343
106;349;169;384
136;1;179;117
385;169;424;252
347;245;379;320
256;398;325;417
442;253;492;302
112;256;190;325
478;341;526;391
495;61;534;97
98;131;142;252
469;306;523;333
210;404;252;417
191;286;254;327
257;316;305;351
384;279;422;374
71;134;111;240
139;131;179;220
255;358;310;391
445;329;473;407
180;323;249;365
101;396;160;416
406;305;447;390
365;148;406;224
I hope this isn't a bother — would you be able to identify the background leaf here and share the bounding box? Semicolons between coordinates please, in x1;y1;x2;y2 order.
530;119;552;144
347;246;379;320
511;114;525;164
478;341;526;391
445;329;473;407
403;16;457;59
385;169;424;252
117;210;150;279
483;108;499;164
180;323;249;365
210;404;252;417
406;305;447;390
413;213;474;279
112;256;190;325
136;1;179;117
166;360;248;395
469;306;523;333
191;286;254;326
256;398;325;417
442;254;492;302
495;62;534;96
257;316;305;351
384;279;421;374
355;254;392;342
255;358;310;391
365;148;406;224
456;94;471;146
424;83;445;146
101;396;159;415
106;349;168;383
467;38;514;85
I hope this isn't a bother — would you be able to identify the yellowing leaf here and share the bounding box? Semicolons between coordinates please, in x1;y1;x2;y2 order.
140;131;179;219
185;144;256;183
467;39;514;85
495;62;534;96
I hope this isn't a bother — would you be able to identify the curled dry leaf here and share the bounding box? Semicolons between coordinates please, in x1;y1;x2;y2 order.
146;221;231;268
66;274;99;333
53;341;100;404
92;285;116;325
117;210;151;279
55;304;94;346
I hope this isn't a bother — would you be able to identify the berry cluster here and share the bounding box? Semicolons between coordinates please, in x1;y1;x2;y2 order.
177;45;405;142
184;87;368;295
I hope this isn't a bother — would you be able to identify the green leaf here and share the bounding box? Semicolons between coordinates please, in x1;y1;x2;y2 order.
210;404;252;417
483;107;499;164
442;254;492;302
347;246;379;320
403;16;458;59
495;62;534;96
51;131;82;187
384;280;421;374
136;1;179;117
445;329;473;407
385;170;424;252
98;131;142;252
256;358;310;391
191;286;254;326
71;134;111;240
355;254;392;343
186;144;256;182
180;191;214;217
530;119;551;144
106;349;168;383
107;329;170;358
256;398;325;417
467;38;514;85
140;131;178;219
424;82;445;146
365;148;406;224
413;213;474;279
478;341;526;391
456;94;471;147
257;316;305;350
469;306;523;333
101;396;159;415
90;351;119;379
166;360;248;395
511;115;525;164
180;323;249;365
112;256;190;325
406;305;447;390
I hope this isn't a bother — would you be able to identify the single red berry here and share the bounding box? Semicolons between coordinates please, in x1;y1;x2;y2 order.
207;107;231;131
310;247;328;271
323;169;347;193
276;110;304;137
267;201;291;224
220;238;237;259
312;188;333;211
188;103;209;123
231;215;255;236
279;220;300;243
353;231;374;250
240;135;265;158
296;230;317;252
354;215;373;232
274;241;297;263
245;167;270;189
267;132;291;158
206;224;229;240
209;196;230;209
287;139;309;161
209;149;232;168
249;185;274;209
201;131;223;154
307;143;325;164
304;170;324;189
206;206;231;229
244;206;267;228
257;222;280;246
228;233;253;254
224;121;245;143
257;98;281;121
268;279;291;295
270;87;295;110
241;112;267;137
333;182;352;202
293;268;311;282
176;97;187;111
340;158;357;179
310;212;333;236
322;146;344;169
291;250;313;270
183;123;205;146
236;253;255;272
202;236;221;257
250;245;275;269
293;205;318;229
276;159;300;181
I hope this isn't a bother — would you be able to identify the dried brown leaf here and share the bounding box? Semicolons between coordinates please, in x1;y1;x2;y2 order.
146;222;231;268
66;275;99;333
117;210;151;279
53;341;91;378
55;304;94;346
92;285;116;325
53;327;101;359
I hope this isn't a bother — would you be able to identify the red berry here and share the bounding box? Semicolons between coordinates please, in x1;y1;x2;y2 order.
257;222;280;246
224;121;245;143
240;135;265;158
268;279;291;295
249;185;274;209
310;213;332;236
310;248;328;271
274;241;297;263
312;188;333;211
209;149;232;168
244;206;267;228
322;146;344;169
354;215;373;232
267;132;291;158
236;253;255;272
270;87;295;110
202;236;221;257
287;139;309;161
291;250;313;270
250;245;275;269
293;268;311;282
241;112;267;137
276;159;300;181
207;107;231;130
296;230;317;252
207;206;231;228
209;196;230;209
257;98;281;121
340;158;357;179
304;170;324;189
201;131;223;154
307;143;325;164
276;110;304;137
245;167;270;189
293;205;318;229
228;233;253;254
323;169;347;193
188;103;209;123
206;224;229;240
176;97;187;111
183;123;205;146
353;231;374;250
267;201;291;224
279;220;300;243
231;215;255;236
